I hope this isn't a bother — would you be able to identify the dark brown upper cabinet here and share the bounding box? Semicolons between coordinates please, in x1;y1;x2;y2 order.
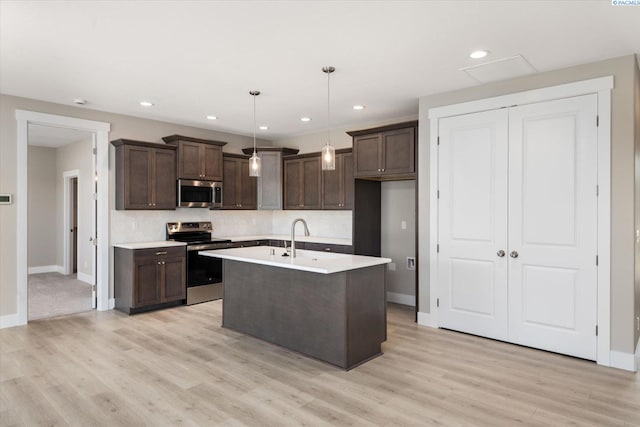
348;121;417;180
112;139;177;210
222;154;257;210
322;149;354;210
284;155;322;210
162;135;226;181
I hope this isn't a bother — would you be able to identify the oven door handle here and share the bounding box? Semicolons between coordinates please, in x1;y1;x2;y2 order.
187;243;232;252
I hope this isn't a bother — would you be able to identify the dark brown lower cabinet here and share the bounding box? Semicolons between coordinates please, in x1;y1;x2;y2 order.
115;246;186;314
301;242;353;254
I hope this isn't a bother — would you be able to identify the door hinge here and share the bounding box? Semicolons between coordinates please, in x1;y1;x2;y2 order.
437;243;440;253
596;185;599;197
93;193;98;200
437;136;440;146
92;285;96;292
596;255;599;266
596;115;599;127
437;190;440;199
595;325;598;336
437;298;440;308
92;147;97;155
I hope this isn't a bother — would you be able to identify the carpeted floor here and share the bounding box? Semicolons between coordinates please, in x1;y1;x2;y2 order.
28;272;93;321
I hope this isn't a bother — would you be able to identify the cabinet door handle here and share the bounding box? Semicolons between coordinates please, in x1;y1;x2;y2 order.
155;251;168;255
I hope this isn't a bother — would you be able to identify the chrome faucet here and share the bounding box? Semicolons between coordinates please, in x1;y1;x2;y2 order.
290;218;310;258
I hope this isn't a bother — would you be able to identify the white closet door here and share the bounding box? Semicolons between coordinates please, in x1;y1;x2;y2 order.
508;94;598;360
438;109;509;340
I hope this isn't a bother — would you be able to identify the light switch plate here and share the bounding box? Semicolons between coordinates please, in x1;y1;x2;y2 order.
0;194;12;205
407;257;415;270
401;221;407;230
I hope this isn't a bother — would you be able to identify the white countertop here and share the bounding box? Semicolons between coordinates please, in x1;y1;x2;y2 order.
201;245;390;274
219;234;352;246
113;241;187;250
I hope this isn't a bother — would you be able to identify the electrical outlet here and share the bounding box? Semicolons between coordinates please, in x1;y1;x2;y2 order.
388;262;396;272
401;220;407;230
407;257;415;270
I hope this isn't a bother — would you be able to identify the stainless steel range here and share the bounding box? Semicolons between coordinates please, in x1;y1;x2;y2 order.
166;221;232;305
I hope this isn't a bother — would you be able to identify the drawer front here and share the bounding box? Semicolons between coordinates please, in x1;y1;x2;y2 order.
135;246;186;260
303;242;353;254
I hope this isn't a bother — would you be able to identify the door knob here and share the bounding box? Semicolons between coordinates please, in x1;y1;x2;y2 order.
510;251;519;258
497;250;505;257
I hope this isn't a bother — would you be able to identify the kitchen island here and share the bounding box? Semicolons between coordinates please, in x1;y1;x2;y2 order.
201;246;391;369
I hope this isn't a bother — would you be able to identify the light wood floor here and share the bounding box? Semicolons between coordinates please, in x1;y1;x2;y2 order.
1;302;638;426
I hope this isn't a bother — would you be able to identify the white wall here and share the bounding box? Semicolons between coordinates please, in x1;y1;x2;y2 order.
56;138;94;282
27;146;57;270
381;180;416;305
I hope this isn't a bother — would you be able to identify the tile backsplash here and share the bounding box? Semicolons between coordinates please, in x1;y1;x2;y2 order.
272;210;352;239
111;209;352;244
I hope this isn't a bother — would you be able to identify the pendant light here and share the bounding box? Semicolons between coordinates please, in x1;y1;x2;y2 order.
322;66;336;171
249;90;261;177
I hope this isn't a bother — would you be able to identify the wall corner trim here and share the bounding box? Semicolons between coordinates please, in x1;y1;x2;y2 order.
0;313;20;329
417;311;437;328
609;350;637;372
386;292;416;307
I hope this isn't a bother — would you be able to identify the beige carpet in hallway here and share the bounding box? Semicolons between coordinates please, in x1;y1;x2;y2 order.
28;272;93;321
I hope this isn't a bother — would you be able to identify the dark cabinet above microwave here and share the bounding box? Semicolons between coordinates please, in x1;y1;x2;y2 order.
111;139;177;210
162;135;227;181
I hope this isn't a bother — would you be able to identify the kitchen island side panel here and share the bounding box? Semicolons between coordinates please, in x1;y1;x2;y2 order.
222;259;387;369
347;264;386;368
223;260;348;367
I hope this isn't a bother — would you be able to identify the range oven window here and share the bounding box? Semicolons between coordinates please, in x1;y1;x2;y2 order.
187;251;222;287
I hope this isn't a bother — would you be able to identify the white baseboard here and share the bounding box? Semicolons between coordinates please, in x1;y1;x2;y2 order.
109;298;115;309
0;313;20;329
610;349;637;372
417;311;437;328
386;292;415;307
28;265;63;274
77;272;94;285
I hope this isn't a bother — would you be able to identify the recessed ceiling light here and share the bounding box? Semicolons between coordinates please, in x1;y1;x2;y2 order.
73;98;87;105
469;50;490;59
139;101;154;107
353;105;365;110
206;115;218;120
259;125;269;130
300;117;311;122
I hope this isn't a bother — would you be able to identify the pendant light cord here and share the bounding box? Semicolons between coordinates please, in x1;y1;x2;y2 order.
253;93;257;154
326;70;331;148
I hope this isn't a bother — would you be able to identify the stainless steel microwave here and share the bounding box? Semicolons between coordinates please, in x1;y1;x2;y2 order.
177;179;222;208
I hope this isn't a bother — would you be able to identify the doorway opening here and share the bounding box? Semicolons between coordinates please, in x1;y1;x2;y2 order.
27;125;97;320
15;110;110;326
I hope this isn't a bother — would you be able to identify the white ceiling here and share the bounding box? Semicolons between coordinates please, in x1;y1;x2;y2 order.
28;124;93;148
2;1;639;141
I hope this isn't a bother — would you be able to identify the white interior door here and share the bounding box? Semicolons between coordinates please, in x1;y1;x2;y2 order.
507;94;598;360
438;109;509;340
